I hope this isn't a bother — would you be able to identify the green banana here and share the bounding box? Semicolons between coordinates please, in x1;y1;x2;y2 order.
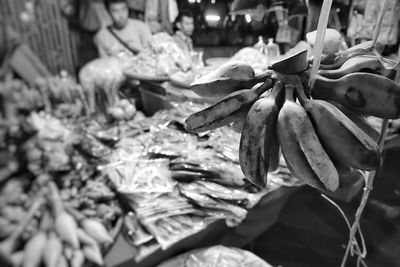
277;84;339;192
185;79;273;133
296;86;380;171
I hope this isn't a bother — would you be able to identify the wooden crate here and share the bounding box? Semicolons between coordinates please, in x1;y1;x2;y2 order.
2;0;80;76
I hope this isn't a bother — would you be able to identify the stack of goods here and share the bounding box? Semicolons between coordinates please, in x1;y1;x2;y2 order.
0;75;90;124
0;79;44;123
102;102;297;260
126;33;192;80
35;76;89;119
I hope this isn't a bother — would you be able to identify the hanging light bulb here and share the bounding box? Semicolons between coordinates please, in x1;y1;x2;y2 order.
245;14;252;23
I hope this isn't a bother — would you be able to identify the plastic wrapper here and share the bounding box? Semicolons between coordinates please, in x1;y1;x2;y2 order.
145;215;209;250
158;245;273;267
105;159;174;194
178;183;248;227
128;33;191;78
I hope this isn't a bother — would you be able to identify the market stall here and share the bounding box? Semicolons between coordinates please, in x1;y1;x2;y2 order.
2;0;400;267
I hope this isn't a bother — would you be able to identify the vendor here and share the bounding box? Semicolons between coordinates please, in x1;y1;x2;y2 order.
94;0;152;58
173;10;195;61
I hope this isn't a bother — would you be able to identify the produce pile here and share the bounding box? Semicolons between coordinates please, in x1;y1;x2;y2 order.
0;75;89;123
185;41;397;193
0;111;124;267
0;89;298;266
127;33;192;78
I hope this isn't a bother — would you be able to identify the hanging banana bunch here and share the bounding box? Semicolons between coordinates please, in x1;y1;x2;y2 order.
184;44;399;193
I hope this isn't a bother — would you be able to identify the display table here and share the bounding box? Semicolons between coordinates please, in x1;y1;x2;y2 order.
105;186;299;267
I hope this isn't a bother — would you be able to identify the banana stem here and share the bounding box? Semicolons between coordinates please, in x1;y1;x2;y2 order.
340;119;389;267
293;85;307;106
284;84;295;102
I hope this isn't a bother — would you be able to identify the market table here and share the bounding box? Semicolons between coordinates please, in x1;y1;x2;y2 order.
105;186;299;267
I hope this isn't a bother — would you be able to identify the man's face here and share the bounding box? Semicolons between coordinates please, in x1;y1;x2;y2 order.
178;16;194;36
109;3;129;29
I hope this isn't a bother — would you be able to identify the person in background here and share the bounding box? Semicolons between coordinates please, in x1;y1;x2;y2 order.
94;0;151;58
173;10;195;61
144;0;179;35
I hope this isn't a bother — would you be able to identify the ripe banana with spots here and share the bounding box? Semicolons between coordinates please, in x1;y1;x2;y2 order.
277;84;339;192
295;86;380;171
239;82;282;187
185;79;273;133
312;72;400;119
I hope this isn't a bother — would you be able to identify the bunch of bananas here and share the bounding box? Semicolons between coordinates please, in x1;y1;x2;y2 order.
184;46;400;193
0;181;117;267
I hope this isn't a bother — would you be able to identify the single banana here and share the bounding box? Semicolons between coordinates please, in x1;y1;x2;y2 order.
318;55;382;79
330;102;380;142
312;73;400;119
319;41;374;70
239;82;282;187
185;79;273;133
277;84;339;192
296;86;380;171
191;61;272;97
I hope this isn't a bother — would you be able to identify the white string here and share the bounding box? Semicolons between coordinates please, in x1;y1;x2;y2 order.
308;0;333;90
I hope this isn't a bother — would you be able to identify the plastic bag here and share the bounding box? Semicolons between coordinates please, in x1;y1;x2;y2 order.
158;245;273;267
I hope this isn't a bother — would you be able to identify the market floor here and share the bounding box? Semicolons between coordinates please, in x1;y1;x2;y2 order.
249;147;400;267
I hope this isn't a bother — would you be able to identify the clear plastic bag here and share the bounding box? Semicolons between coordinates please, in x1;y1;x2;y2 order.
158;245;273;267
